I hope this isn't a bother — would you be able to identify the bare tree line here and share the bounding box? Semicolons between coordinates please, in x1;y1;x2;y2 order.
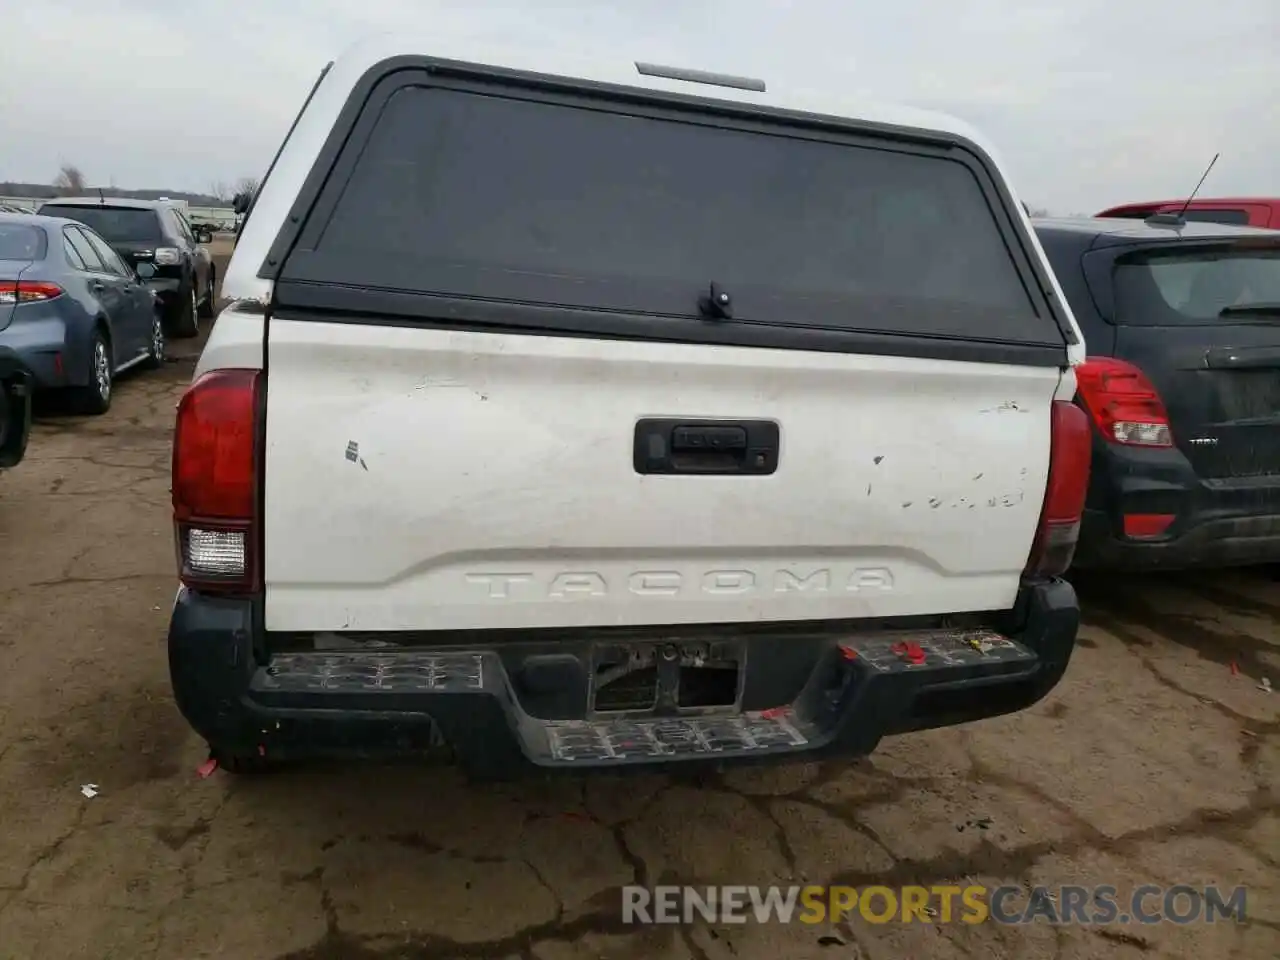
36;164;258;206
52;164;87;195
207;177;260;206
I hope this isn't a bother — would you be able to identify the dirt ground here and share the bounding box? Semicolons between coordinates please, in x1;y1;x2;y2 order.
0;250;1277;958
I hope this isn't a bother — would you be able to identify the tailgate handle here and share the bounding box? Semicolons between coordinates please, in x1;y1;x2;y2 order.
634;419;779;475
672;426;747;451
1205;346;1280;369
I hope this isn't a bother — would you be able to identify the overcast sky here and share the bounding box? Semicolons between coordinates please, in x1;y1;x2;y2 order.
4;0;1277;213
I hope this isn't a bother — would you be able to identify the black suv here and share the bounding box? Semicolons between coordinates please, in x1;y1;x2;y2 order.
37;198;216;338
1035;216;1280;569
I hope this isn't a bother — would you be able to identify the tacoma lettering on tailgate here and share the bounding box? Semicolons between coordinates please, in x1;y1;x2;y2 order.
464;568;895;600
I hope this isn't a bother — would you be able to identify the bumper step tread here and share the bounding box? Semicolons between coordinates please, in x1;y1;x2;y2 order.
254;651;486;693
543;712;810;762
844;627;1035;673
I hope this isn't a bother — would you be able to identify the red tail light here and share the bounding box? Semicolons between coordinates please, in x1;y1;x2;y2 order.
0;280;64;304
1025;399;1092;578
1074;356;1172;447
172;368;262;593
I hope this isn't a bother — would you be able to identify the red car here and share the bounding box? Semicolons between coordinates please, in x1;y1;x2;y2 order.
1097;197;1280;229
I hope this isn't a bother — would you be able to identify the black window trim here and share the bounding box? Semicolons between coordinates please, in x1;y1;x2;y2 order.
62;231;88;271
261;56;1077;366
81;228;128;277
272;290;1067;367
238;60;334;239
64;225;106;273
169;208;195;244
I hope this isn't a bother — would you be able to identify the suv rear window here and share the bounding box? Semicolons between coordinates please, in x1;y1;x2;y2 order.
0;223;47;260
1114;245;1280;324
284;86;1052;345
1180;209;1250;226
39;205;162;244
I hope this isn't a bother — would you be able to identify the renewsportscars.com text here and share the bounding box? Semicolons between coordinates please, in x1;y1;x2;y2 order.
622;884;1247;926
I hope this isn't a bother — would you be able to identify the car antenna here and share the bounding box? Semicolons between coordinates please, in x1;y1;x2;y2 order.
1147;153;1219;226
97;186;105;205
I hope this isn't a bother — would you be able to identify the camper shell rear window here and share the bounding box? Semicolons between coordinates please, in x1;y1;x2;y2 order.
271;65;1072;365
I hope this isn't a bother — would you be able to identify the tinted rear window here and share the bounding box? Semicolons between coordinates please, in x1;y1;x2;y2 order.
1113;245;1280;324
39;205;162;244
0;223;47;260
1181;208;1250;226
287;86;1051;343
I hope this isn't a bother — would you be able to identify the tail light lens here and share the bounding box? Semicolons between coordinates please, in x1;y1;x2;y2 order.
172;368;262;593
1074;356;1173;447
0;280;64;304
1025;399;1092;578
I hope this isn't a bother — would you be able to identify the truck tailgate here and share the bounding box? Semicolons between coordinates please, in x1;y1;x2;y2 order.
262;317;1058;632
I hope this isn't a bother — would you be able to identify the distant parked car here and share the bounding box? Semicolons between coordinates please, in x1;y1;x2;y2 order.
36;197;216;338
1097;198;1280;229
0;212;166;414
1035;215;1280;569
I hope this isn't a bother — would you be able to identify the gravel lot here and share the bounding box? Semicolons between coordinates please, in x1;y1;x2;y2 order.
0;248;1277;958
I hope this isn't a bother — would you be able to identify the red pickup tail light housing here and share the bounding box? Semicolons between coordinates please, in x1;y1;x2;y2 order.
1074;356;1173;447
1025;399;1092;578
172;368;263;593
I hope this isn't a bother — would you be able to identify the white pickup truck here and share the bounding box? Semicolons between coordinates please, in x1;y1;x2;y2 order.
168;36;1090;775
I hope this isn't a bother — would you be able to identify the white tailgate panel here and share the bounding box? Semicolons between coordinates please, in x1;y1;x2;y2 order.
264;319;1058;631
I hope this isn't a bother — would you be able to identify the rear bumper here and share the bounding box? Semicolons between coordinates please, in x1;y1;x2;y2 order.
0;349;34;469
168;579;1080;777
1074;441;1280;570
1078;509;1280;569
0;315;71;389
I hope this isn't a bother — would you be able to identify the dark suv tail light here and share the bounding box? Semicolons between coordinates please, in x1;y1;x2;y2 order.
1074;356;1173;447
1025;399;1092;578
172;369;262;593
